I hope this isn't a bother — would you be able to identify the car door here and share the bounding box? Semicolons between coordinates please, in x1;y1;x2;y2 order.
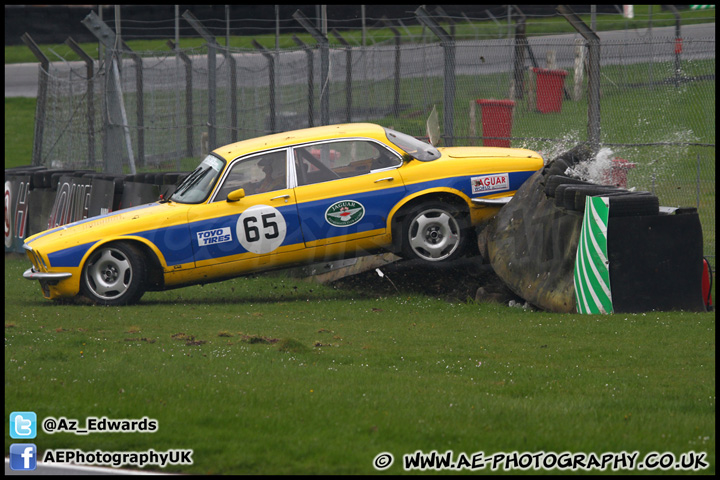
186;149;305;270
292;138;406;248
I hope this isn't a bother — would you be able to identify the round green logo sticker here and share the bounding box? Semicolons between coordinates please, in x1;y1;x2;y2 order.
325;200;365;227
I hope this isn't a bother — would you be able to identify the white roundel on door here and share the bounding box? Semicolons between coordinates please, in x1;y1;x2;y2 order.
236;205;287;254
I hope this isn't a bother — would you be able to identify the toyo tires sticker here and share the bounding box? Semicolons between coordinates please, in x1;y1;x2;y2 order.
197;227;232;246
236;205;287;254
471;173;510;194
325;200;365;227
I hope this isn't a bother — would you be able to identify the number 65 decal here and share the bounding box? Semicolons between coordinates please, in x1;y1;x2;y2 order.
236;205;287;254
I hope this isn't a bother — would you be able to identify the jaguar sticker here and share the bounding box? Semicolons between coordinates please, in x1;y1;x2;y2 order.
325;200;365;227
472;173;510;194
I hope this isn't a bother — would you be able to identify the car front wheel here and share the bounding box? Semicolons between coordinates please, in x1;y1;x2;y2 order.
80;242;147;306
401;203;467;262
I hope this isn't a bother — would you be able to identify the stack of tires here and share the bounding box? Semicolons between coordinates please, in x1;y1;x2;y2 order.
481;144;709;313
543;174;660;217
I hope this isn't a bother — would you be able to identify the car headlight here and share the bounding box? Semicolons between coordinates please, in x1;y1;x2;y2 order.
38;251;49;271
30;250;48;272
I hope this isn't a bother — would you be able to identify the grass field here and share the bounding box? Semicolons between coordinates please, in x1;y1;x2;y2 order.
3;255;716;474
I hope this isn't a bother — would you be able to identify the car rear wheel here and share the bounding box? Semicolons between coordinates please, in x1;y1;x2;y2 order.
401;203;467;262
80;243;147;306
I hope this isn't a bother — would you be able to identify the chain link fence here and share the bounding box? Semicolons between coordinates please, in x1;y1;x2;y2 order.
31;28;715;263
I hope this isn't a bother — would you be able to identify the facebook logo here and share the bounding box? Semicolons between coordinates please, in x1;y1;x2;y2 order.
10;444;37;471
10;411;37;439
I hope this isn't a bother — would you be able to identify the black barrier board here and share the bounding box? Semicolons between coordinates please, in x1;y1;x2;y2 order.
119;181;160;209
608;210;706;313
47;175;93;229
87;178;116;217
12;174;30;252
4;174;31;253
28;188;56;239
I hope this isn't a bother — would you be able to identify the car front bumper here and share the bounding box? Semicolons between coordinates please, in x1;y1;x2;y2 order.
23;267;73;299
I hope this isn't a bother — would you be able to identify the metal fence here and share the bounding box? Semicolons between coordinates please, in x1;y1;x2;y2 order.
28;21;715;262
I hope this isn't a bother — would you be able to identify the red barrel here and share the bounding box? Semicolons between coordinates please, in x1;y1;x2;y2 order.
533;68;568;113
476;99;515;147
605;158;637;188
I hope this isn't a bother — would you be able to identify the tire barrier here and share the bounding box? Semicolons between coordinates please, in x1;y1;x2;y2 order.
4;167;189;254
481;145;710;313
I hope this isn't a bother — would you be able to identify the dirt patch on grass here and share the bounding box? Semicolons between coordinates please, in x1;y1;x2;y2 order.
329;256;521;304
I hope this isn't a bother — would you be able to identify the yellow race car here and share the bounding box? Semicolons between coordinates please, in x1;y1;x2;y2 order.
23;123;543;305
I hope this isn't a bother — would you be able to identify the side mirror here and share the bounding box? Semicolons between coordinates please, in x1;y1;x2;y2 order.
226;188;246;202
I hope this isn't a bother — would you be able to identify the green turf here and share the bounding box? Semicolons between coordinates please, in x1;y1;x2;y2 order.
4;256;715;474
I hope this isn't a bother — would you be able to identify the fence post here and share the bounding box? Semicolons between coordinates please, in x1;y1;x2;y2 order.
252;40;277;133
292;35;314;128
225;49;238;143
557;5;601;148
415;6;456;146
511;18;527;100
380;17;402;118
182;10;217;151
121;41;144;166
485;9;503;39
21;33;49;167
168;40;193;158
665;5;682;87
293;10;329;126
331;30;352;123
64;37;96;168
573;38;585;101
81;11;134;174
434;6;456;39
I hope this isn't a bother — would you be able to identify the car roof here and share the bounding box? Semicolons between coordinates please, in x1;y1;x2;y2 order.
212;123;389;161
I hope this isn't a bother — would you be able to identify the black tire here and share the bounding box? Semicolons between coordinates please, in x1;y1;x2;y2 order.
565;185;624;211
544;175;593;198
554;183;584;208
542;158;572;179
80;242;147;306
574;189;651;212
608;194;660;218
401;202;468;262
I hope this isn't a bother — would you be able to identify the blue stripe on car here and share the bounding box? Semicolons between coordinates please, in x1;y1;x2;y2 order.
47;241;98;267
296;185;406;242
38;171;537;268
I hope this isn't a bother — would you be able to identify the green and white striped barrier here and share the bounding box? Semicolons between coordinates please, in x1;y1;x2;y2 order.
574;196;613;314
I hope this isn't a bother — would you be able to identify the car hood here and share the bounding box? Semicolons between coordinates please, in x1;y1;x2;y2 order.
438;146;542;160
24;202;190;251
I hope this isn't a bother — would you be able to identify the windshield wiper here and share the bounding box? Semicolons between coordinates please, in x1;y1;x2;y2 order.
172;167;207;198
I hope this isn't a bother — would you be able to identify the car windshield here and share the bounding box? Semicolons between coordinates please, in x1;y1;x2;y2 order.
170;155;226;204
383;127;441;162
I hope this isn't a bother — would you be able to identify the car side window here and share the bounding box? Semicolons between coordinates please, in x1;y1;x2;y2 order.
294;140;402;187
214;150;287;201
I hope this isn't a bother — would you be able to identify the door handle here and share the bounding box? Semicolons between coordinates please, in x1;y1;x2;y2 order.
271;194;290;202
374;177;394;183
